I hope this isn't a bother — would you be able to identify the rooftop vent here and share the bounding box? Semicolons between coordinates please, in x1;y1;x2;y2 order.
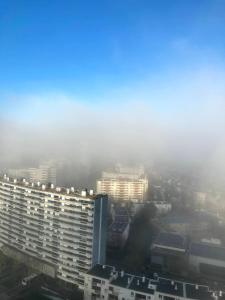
121;270;125;277
71;187;75;193
102;265;106;269
66;188;70;194
42;185;46;191
171;280;175;286
137;280;140;286
50;184;54;189
89;189;94;196
37;181;41;187
81;190;87;197
148;282;154;290
195;285;199;290
142;276;145;283
175;285;178;291
13;179;17;183
56;187;61;192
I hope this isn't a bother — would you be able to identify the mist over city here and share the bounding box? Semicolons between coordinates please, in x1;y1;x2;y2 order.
1;66;225;183
0;1;225;300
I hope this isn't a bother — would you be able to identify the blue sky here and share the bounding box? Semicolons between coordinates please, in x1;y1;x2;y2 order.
0;0;225;118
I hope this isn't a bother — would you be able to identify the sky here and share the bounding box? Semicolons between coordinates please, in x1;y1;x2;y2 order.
0;0;225;181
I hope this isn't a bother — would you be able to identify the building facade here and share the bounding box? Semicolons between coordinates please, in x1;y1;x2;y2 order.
0;175;108;286
83;264;224;300
97;165;148;202
7;161;57;186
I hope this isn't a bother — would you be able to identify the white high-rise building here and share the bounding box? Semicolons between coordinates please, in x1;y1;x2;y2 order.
97;164;148;202
0;175;108;287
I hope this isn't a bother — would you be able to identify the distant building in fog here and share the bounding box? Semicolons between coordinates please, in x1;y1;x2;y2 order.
7;161;57;185
96;164;148;202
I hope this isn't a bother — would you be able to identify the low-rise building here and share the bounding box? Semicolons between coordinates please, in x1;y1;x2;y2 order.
189;242;225;279
83;264;225;300
151;232;187;273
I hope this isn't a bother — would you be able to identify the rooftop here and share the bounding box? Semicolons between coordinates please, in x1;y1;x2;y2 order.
156;278;183;297
185;283;216;300
87;265;113;280
190;242;225;261
110;222;129;233
152;232;186;251
129;276;155;295
0;175;103;200
86;265;225;299
111;273;131;288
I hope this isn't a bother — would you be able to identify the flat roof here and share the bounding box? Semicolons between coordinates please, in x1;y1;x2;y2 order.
153;232;186;250
185;283;215;300
110;222;129;233
87;265;225;299
87;265;113;280
190;242;225;261
129;277;154;295
156;278;183;297
0;176;105;200
111;273;131;288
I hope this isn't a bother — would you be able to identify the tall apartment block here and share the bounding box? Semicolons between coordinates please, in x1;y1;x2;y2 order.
0;175;108;286
97;165;148;202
